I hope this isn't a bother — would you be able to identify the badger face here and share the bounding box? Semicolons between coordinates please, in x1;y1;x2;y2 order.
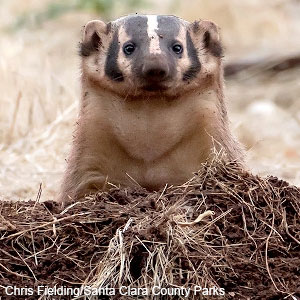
80;15;223;98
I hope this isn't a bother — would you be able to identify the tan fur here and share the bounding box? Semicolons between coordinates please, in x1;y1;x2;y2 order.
57;16;244;203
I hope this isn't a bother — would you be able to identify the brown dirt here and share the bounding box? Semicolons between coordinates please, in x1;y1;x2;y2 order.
0;160;299;300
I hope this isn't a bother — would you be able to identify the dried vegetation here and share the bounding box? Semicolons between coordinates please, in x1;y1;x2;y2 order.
1;158;299;299
0;0;300;200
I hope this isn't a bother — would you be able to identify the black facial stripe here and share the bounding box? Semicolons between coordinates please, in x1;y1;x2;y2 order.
104;31;124;82
183;31;201;81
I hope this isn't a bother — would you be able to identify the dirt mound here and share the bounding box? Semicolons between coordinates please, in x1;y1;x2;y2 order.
0;160;299;299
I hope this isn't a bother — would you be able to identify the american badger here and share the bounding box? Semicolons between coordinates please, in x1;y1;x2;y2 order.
57;14;244;203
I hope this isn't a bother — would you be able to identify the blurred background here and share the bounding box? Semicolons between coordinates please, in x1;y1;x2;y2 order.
1;0;300;201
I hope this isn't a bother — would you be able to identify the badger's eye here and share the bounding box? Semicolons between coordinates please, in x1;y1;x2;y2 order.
123;43;135;55
172;44;183;54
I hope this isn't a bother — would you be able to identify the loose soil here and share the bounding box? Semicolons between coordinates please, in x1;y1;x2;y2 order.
0;161;299;299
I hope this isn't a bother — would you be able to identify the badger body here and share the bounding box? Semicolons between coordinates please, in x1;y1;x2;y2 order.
57;14;244;202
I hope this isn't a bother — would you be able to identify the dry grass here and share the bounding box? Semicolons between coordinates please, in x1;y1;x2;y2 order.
0;0;300;201
0;156;299;299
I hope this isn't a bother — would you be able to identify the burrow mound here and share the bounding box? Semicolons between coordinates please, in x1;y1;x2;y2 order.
0;160;299;299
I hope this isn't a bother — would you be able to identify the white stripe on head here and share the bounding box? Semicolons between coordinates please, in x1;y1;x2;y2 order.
147;15;161;55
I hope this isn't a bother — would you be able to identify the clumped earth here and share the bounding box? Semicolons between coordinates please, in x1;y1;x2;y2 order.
0;159;299;300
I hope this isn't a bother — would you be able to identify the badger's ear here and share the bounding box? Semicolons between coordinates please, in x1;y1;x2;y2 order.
80;20;109;57
191;20;223;58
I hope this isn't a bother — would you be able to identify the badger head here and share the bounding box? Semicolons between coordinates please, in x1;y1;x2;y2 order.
80;14;223;99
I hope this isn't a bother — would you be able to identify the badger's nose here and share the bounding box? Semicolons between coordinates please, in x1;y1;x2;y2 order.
144;67;167;79
142;60;169;81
